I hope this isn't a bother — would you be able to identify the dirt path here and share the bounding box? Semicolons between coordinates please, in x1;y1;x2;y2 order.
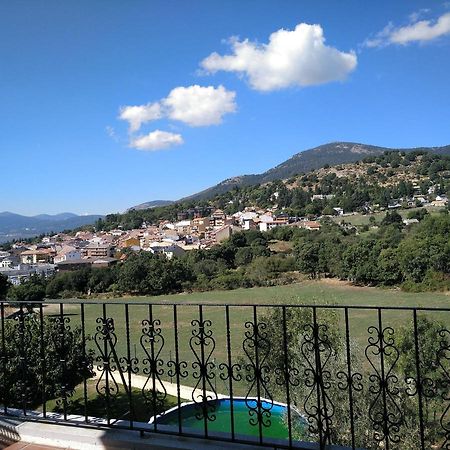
92;371;226;402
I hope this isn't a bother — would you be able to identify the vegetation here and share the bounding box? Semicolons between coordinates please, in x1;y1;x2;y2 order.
259;307;449;449
43;379;179;422
94;151;450;230
4;209;450;303
0;273;9;299
1;313;93;408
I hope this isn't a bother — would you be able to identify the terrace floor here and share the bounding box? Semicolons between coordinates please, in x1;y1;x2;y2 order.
4;444;66;450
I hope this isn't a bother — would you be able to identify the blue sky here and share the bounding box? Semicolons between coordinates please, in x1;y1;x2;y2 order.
1;1;450;215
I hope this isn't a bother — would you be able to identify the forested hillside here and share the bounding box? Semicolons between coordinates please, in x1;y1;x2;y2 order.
98;150;450;231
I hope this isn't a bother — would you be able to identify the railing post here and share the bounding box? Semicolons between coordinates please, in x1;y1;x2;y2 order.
225;305;236;441
413;309;426;450
80;303;89;423
124;303;134;429
282;306;293;447
344;307;356;450
39;303;46;418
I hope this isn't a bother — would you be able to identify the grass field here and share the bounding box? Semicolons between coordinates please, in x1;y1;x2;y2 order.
39;379;178;422
40;280;450;398
332;205;444;226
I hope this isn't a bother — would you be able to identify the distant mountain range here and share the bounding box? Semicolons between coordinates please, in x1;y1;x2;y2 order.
0;212;103;243
131;141;450;207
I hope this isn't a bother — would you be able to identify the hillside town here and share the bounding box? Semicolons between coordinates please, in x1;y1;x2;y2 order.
0;207;324;285
1;180;448;287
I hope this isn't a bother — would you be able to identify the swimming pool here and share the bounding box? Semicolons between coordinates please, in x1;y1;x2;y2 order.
152;397;304;440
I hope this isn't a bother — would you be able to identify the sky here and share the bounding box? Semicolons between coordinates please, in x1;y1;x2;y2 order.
1;1;450;216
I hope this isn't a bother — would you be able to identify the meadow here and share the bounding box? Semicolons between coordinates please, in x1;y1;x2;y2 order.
43;280;449;390
332;205;443;226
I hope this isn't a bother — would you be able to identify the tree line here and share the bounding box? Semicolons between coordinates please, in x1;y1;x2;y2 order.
1;210;449;302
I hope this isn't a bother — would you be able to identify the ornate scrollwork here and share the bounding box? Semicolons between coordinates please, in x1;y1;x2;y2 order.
94;317;120;400
365;325;403;445
52;314;73;411
219;360;242;383
301;322;335;445
189;317;217;422
404;375;437;399
336;370;363;393
438;329;450;449
243;320;273;429
140;318;166;412
167;359;188;381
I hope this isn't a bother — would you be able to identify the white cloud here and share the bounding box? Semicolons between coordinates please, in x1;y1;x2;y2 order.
105;125;119;142
391;12;450;44
364;12;450;47
408;9;430;23
130;130;184;151
200;23;357;91
163;85;236;126
119;85;236;132
119;102;162;132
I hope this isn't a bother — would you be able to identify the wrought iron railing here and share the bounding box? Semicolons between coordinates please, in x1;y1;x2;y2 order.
0;300;449;450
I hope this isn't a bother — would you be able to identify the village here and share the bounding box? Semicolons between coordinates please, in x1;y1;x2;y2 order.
1;182;448;287
0;207;324;285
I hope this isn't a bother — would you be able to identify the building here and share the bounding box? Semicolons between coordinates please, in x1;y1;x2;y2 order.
192;217;211;233
147;242;185;259
211;224;241;244
54;246;82;263
81;242;115;258
119;237;141;249
20;247;56;264
290;220;321;231
259;218;289;232
0;263;55;285
211;209;226;227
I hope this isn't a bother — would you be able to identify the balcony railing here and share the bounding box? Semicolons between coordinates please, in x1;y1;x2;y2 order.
0;300;449;450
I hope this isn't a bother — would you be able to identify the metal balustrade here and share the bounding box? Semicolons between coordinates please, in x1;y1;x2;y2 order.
0;300;449;450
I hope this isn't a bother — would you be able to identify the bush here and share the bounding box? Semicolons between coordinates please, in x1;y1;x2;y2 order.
1;313;93;408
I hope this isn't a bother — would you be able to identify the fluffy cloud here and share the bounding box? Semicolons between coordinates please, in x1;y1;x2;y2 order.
119;103;162;132
163;85;236;126
365;12;450;47
200;23;357;91
130;130;183;151
119;85;236;131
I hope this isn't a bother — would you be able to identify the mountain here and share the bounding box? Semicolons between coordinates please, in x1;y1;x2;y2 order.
33;212;78;221
128;200;174;211
0;212;103;243
178;142;450;202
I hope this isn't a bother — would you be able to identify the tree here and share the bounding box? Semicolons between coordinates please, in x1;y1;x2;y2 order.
381;210;403;227
9;276;46;310
294;240;321;278
407;208;428;221
1;313;93;408
393;316;449;446
235;247;253;267
256;308;447;449
0;273;9;300
341;240;380;284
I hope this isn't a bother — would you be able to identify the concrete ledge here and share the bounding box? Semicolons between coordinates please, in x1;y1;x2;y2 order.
0;415;363;450
0;418;264;450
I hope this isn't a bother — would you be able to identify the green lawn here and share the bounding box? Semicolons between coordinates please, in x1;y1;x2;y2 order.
42;280;449;397
40;379;179;423
332;206;444;226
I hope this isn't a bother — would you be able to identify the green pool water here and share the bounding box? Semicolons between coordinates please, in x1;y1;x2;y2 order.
154;398;302;440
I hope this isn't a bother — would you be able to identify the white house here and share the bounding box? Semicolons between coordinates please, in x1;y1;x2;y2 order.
54;246;82;263
147;242;185;260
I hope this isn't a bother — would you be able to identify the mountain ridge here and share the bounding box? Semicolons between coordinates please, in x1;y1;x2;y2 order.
0;212;103;243
173;142;450;203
